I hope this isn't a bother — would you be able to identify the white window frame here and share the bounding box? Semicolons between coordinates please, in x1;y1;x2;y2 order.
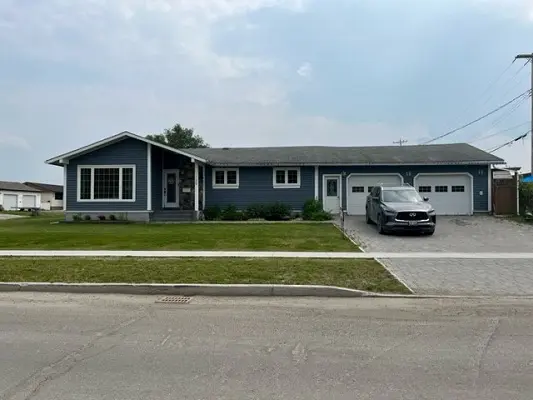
273;167;301;189
212;168;239;189
77;165;136;202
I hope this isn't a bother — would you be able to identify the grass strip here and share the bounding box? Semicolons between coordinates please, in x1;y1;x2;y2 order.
0;257;408;293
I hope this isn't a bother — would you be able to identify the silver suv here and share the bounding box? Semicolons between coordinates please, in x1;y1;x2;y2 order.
365;184;436;235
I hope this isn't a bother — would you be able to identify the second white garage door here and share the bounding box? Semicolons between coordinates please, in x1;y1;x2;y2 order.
414;173;473;215
346;174;403;215
22;195;36;208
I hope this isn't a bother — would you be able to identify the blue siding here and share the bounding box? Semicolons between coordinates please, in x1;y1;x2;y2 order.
319;165;489;212
205;166;315;210
66;138;148;211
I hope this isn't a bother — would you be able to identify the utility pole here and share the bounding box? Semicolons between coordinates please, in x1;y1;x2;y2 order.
393;138;408;146
515;53;533;173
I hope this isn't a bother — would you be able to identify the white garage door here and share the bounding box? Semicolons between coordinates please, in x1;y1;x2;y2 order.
347;174;403;215
414;174;472;215
2;194;18;211
22;195;36;208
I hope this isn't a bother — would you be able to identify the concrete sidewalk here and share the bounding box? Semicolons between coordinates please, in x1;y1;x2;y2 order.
2;250;533;258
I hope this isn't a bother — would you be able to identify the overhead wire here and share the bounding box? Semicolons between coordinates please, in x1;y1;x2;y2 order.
421;89;531;145
469;121;531;144
499;59;532;100
451;60;516;122
484;94;529;129
479;59;530;108
464;60;531;144
487;129;531;153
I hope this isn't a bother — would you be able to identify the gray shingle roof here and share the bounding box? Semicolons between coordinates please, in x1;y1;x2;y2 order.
0;181;41;192
24;182;63;193
184;143;504;166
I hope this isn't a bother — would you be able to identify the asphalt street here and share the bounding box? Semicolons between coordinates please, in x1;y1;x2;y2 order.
1;293;533;399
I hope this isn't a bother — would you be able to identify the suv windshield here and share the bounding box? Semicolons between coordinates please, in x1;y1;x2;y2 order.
382;189;423;203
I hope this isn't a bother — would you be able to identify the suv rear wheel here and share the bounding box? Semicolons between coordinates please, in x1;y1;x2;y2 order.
365;209;372;224
376;214;386;235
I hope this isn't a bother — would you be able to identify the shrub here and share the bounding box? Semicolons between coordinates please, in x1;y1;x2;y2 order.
519;182;533;215
263;202;291;221
83;215;91;221
203;205;222;221
308;210;333;221
72;214;82;221
0;205;4;212
98;215;106;221
109;214;117;221
220;205;248;221
302;199;324;220
245;204;267;219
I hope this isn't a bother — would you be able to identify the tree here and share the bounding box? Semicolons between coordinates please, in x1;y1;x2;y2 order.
146;123;209;149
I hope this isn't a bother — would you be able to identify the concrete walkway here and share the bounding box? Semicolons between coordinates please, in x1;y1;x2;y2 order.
2;250;533;258
0;214;24;220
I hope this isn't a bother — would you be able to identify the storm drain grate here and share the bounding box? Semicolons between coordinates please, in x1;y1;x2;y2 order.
156;296;192;304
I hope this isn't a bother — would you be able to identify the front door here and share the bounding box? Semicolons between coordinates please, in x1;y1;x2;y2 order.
163;169;179;208
323;175;341;214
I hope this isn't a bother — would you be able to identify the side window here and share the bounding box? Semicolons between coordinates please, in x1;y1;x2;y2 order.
374;187;381;199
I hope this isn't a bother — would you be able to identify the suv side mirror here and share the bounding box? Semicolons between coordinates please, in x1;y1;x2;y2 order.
423;197;429;202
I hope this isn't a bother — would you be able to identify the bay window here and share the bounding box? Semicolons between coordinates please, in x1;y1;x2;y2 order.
77;165;136;201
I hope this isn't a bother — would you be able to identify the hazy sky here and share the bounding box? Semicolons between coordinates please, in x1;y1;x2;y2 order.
1;0;532;183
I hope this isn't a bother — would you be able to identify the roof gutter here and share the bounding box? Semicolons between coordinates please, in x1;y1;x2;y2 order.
207;160;506;167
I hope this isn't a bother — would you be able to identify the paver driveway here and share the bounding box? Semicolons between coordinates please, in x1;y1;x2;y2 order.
342;216;533;295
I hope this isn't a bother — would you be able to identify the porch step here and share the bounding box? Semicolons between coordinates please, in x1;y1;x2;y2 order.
151;210;197;222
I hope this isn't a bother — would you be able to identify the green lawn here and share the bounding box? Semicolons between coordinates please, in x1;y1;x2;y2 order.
0;257;408;293
0;214;358;251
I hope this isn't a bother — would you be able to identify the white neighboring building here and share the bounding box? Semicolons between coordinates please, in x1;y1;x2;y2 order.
24;182;63;210
0;181;42;211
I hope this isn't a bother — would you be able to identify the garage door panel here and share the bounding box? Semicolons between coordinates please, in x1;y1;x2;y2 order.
22;195;36;208
347;174;402;215
2;194;18;211
415;174;472;216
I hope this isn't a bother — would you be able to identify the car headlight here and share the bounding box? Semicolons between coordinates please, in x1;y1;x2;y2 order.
428;209;436;214
382;206;396;214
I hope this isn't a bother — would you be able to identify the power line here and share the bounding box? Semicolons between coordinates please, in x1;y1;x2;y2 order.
499;59;531;100
484;94;529;130
465;80;530;143
469;121;531;144
487;129;531;153
452;60;516;123
422;89;531;145
480;59;530;108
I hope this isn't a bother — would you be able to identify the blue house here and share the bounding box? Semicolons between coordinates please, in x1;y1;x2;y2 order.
46;131;504;221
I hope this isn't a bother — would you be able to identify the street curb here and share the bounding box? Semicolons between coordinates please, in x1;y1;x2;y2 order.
0;282;376;297
1;282;531;299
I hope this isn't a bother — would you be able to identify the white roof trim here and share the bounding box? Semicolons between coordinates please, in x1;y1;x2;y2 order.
45;131;207;165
